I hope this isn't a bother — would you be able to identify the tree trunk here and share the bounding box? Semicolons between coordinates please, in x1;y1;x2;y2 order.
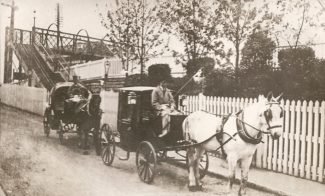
235;41;240;95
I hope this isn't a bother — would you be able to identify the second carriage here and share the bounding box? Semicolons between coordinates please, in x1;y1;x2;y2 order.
99;86;209;183
43;81;103;154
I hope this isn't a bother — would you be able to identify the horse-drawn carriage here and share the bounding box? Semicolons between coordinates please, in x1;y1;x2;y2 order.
99;86;209;184
43;81;102;154
99;86;285;193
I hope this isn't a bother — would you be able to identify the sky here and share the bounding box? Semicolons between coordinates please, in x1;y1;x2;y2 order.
1;0;325;83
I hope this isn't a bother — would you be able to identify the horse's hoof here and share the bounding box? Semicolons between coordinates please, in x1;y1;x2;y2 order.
83;151;89;155
196;184;203;191
188;185;197;192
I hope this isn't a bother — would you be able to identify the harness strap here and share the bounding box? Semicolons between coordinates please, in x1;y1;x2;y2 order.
236;111;263;144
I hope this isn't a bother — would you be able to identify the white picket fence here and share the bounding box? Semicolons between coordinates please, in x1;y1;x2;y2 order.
179;93;325;183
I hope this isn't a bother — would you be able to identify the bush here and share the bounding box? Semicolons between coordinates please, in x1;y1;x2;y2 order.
148;64;171;86
124;74;148;87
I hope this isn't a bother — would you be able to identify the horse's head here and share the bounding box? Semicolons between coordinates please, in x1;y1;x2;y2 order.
258;92;284;140
89;94;102;117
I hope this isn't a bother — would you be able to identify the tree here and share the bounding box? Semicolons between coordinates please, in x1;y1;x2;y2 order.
99;0;166;76
239;30;277;96
278;47;316;99
241;30;276;72
203;68;236;97
275;0;325;49
158;0;228;72
185;57;215;76
148;64;171;86
217;0;282;89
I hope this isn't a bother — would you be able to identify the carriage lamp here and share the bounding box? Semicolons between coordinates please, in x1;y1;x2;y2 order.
104;60;110;79
179;95;188;107
128;92;137;105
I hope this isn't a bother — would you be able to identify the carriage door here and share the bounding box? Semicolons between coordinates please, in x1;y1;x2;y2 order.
118;91;139;150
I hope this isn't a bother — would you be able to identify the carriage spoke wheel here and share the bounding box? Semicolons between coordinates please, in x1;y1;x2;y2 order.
43;109;50;137
58;121;65;145
101;124;115;166
136;141;157;184
186;151;209;179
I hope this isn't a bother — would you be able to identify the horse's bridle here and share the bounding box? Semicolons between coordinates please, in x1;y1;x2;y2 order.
264;101;283;132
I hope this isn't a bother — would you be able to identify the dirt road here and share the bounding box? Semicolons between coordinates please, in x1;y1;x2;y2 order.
0;105;276;196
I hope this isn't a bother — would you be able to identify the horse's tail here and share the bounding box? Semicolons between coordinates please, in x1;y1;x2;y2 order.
182;117;190;141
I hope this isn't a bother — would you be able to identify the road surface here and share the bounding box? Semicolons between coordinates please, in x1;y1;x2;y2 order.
0;105;276;196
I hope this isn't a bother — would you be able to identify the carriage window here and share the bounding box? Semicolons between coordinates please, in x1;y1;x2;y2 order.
120;92;137;123
140;91;154;121
128;92;137;105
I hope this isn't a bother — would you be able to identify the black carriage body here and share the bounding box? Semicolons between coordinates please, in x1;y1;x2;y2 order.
117;87;186;152
46;82;91;129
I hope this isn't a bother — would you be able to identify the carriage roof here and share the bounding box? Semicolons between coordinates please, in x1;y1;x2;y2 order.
50;82;88;94
119;86;156;92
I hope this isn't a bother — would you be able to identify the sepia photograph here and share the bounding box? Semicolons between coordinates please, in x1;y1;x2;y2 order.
0;0;325;195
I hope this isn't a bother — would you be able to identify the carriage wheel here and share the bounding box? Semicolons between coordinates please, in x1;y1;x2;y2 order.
58;121;65;145
186;151;209;179
136;141;157;184
101;124;115;166
43;109;51;137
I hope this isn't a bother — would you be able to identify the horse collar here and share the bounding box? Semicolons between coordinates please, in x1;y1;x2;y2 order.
236;111;263;144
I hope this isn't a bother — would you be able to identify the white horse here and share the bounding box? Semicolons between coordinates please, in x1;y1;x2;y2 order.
182;92;284;194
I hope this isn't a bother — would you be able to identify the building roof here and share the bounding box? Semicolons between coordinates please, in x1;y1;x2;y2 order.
119;86;156;92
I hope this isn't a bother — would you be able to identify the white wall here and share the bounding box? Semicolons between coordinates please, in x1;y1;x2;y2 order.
0;84;47;115
100;90;119;132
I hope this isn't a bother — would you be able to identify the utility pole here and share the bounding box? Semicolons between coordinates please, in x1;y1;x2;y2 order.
56;3;62;50
2;0;17;83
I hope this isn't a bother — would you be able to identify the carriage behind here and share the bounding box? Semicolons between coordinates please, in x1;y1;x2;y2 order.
99;86;209;183
43;81;102;154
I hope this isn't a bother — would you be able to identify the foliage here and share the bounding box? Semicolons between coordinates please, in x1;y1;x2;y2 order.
277;47;316;99
147;64;172;86
275;0;325;48
169;76;202;95
99;0;167;74
124;74;148;87
202;68;236;97
278;47;315;72
241;30;276;72
185;57;215;76
158;0;227;63
217;0;282;88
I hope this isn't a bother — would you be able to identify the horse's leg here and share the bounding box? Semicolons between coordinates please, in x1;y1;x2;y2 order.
194;148;205;190
187;147;197;191
238;155;253;196
79;121;90;155
227;154;237;193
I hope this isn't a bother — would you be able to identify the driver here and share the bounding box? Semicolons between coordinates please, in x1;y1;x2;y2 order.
67;75;85;99
66;75;88;114
151;79;177;138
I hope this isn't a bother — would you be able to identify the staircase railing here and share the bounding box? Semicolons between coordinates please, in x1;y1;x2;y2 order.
36;44;70;81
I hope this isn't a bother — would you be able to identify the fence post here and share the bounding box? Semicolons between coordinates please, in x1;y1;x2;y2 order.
198;93;204;111
294;100;302;176
312;101;320;181
318;101;325;182
306;100;314;179
300;100;307;177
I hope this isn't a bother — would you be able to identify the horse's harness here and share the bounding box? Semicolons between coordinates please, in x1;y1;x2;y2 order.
210;101;283;156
